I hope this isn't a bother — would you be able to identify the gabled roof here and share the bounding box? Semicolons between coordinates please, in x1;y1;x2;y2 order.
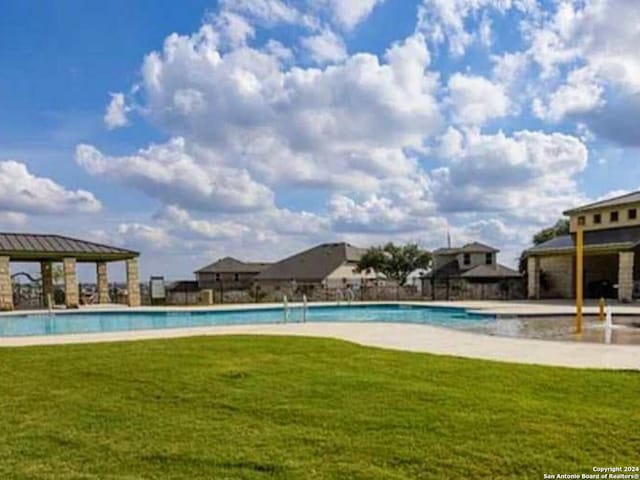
460;264;521;279
195;257;271;274
255;242;364;282
564;190;640;215
433;242;499;255
425;260;461;278
425;260;520;279
0;232;138;262
526;225;640;255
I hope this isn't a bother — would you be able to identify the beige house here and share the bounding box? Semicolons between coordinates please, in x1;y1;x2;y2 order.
526;191;640;302
423;242;522;300
254;242;378;293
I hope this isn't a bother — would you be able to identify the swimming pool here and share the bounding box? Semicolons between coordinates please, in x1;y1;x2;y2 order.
0;304;493;337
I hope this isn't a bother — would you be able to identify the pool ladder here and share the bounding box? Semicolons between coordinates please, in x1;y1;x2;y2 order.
283;294;308;323
283;295;290;323
302;294;308;323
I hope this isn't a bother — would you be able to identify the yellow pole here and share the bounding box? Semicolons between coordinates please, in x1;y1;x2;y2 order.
576;223;584;334
599;297;605;322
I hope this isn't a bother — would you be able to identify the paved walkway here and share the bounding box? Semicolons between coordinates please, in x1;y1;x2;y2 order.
1;321;638;370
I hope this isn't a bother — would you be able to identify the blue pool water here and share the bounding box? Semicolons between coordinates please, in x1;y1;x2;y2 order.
0;304;494;337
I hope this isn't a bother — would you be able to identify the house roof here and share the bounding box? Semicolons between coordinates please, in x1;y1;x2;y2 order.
425;260;520;279
0;232;138;262
526;225;640;255
564;190;640;215
195;257;271;274
433;242;499;255
255;242;364;282
460;264;521;279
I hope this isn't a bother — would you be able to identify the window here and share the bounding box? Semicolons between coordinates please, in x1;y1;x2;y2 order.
577;215;586;226
215;273;220;282
610;211;619;222
629;209;637;220
485;253;492;265
593;213;602;224
234;273;239;282
463;253;471;265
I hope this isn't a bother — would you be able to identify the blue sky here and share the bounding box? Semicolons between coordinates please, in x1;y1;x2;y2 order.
1;0;639;280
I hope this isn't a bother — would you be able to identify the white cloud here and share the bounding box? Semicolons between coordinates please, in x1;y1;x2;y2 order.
432;128;589;223
96;27;441;196
447;73;510;125
0;160;101;215
219;0;302;26
156;205;251;240
115;223;175;251
75;138;274;213
520;0;640;144
301;29;347;64
417;0;536;56
0;212;27;227
317;0;385;30
213;11;255;47
104;92;130;129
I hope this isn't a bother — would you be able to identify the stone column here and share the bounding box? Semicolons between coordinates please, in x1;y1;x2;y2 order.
527;256;540;300
618;251;634;303
0;256;13;311
41;261;54;308
63;257;79;308
96;261;109;304
126;258;141;307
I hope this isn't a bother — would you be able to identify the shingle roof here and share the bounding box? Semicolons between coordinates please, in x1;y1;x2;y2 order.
425;261;520;279
460;264;521;279
564;190;640;215
526;225;640;255
425;260;461;278
0;232;138;261
255;242;364;282
433;241;499;255
195;257;271;274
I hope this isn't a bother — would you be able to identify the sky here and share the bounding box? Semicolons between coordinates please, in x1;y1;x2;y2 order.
1;0;640;281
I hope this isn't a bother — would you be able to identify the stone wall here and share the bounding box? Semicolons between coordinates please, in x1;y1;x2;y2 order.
618;251;634;302
41;261;53;307
63;257;79;308
96;261;109;304
0;256;13;310
126;258;141;307
539;255;573;299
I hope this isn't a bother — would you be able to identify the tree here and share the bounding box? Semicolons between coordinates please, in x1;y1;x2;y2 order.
357;243;431;286
532;219;570;246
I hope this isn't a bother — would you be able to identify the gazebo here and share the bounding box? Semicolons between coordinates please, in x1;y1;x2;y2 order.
0;232;140;310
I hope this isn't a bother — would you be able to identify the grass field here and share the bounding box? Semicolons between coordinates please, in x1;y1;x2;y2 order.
0;336;638;479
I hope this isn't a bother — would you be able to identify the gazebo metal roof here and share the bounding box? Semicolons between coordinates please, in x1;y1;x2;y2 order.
0;232;138;262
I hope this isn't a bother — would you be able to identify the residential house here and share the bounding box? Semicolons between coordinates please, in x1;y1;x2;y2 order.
195;257;271;290
422;242;522;300
525;191;640;301
254;242;378;293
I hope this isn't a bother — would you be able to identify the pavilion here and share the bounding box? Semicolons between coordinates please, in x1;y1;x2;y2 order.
0;232;140;310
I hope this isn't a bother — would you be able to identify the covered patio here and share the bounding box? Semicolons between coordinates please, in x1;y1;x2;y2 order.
526;227;640;302
0;233;140;310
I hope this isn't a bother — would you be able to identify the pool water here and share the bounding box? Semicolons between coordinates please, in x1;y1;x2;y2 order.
0;304;493;337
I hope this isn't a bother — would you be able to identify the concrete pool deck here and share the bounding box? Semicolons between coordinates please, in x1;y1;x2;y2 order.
1;300;639;370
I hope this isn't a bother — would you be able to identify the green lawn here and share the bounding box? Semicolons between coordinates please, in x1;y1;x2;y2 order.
0;336;638;479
